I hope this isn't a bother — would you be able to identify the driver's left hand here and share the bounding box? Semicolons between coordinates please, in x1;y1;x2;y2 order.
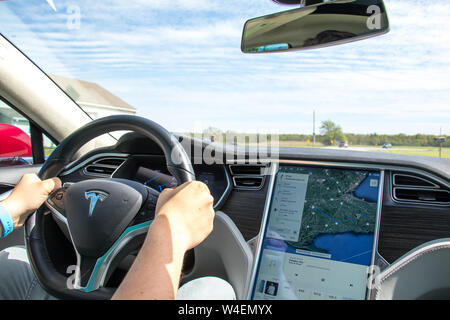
1;173;61;228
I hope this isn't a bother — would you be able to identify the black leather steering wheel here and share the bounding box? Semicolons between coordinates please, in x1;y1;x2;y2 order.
25;115;195;300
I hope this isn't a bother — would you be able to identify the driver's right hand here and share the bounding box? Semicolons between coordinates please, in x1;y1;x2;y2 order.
150;181;215;253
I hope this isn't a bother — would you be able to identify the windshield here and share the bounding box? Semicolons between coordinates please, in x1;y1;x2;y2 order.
1;0;449;158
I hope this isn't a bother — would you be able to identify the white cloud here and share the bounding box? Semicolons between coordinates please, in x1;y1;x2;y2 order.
0;0;449;135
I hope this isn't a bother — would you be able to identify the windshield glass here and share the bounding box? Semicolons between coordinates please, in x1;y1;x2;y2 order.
1;0;449;158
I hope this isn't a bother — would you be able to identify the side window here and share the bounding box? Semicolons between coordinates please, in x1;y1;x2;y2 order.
0;100;56;167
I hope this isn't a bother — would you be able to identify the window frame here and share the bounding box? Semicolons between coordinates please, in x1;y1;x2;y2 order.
0;95;59;166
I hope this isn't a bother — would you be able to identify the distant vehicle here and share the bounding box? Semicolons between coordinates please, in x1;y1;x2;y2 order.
339;141;349;148
383;143;392;149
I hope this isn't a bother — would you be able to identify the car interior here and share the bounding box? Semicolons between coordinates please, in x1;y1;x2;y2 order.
0;0;449;301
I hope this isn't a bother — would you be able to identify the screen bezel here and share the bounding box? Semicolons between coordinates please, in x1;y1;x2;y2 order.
247;161;385;300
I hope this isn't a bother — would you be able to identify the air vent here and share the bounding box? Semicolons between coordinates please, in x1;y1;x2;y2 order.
391;172;450;205
83;157;126;178
84;165;117;176
229;164;268;190
393;173;438;188
394;188;450;204
94;158;126;167
233;176;264;189
229;164;267;175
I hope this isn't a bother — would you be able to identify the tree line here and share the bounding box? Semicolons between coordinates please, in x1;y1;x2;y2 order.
277;133;449;147
196;122;449;147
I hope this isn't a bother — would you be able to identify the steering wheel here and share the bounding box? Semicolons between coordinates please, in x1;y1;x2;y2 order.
24;115;195;300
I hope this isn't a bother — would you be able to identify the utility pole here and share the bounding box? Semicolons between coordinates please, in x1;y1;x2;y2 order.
313;110;316;147
435;127;445;158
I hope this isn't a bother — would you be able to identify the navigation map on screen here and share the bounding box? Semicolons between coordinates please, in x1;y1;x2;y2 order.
251;165;381;300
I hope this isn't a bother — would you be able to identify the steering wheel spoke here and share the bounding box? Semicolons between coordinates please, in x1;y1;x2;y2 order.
46;187;68;223
131;186;159;226
72;220;152;292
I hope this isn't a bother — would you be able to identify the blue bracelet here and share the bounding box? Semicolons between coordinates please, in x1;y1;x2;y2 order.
0;203;14;238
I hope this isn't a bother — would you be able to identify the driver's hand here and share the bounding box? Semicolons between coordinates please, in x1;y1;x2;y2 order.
1;173;61;228
151;181;215;252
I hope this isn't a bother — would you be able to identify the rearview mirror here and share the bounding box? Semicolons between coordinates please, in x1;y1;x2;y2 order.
241;0;389;53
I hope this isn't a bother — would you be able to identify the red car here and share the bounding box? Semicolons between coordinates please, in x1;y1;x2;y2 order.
0;124;32;166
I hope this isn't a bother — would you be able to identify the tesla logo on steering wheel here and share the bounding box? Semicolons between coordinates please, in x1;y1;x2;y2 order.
85;191;109;217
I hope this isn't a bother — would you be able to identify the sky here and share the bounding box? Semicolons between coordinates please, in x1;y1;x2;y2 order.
0;0;449;135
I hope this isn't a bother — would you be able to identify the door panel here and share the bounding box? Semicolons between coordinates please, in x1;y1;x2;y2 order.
0;164;42;190
0;164;41;250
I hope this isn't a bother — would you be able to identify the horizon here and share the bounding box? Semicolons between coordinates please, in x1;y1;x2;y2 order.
180;122;448;137
181;130;448;137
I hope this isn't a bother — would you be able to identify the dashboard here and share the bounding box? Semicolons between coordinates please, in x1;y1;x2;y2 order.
56;133;450;299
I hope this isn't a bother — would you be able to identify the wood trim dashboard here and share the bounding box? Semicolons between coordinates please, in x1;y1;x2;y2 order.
378;172;450;263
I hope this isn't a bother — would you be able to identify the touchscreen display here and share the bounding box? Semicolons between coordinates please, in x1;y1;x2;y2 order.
251;165;382;300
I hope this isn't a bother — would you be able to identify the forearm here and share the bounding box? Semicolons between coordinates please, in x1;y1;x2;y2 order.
0;201;3;235
112;216;187;300
1;195;31;229
0;201;4;236
0;201;13;237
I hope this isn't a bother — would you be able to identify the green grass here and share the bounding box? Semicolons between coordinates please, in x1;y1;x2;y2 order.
44;147;56;156
241;141;450;158
384;146;450;158
331;145;450;158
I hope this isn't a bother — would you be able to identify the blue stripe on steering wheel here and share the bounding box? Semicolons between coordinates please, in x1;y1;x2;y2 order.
83;220;152;292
